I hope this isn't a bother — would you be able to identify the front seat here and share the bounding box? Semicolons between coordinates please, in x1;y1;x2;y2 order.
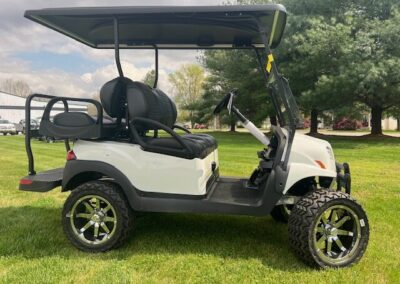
126;82;217;159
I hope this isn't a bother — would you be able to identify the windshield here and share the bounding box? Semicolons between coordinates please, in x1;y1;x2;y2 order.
267;72;300;129
0;120;11;124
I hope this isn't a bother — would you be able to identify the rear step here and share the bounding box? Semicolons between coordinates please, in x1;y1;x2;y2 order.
19;168;64;192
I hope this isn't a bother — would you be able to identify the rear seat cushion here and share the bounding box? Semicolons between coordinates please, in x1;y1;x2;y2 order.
53;112;95;127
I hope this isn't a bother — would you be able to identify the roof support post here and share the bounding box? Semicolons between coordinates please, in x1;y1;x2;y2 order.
255;18;298;170
114;18;124;77
253;47;284;127
153;45;159;88
255;18;295;128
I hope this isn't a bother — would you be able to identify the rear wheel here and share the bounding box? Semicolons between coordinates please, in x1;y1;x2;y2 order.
62;181;134;252
288;190;369;268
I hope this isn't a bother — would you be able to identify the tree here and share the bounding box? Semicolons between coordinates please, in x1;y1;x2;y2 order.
279;17;356;134
142;70;156;87
201;49;274;132
237;0;400;135
312;8;400;135
169;64;205;128
285;0;400;135
1;79;31;98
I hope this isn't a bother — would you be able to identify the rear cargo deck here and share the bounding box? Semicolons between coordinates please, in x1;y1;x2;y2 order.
19;168;63;192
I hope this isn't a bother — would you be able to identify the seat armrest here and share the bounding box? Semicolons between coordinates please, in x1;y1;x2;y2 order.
130;117;192;154
173;124;191;134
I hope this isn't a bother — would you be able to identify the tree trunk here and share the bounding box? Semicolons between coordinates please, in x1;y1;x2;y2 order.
269;115;278;126
370;106;383;135
230;122;236;132
214;115;221;130
309;109;319;134
190;111;194;129
397;117;400;131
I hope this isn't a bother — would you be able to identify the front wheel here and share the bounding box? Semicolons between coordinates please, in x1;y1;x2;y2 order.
288;190;369;268
62;181;134;252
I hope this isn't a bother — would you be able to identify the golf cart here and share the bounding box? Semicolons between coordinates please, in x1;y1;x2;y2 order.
19;5;369;268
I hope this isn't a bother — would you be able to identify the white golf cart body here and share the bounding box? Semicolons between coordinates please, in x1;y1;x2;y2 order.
17;5;367;268
20;4;351;216
72;131;336;196
74;140;219;196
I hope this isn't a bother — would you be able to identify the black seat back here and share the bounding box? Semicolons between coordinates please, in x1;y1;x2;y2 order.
126;82;177;131
100;77;134;121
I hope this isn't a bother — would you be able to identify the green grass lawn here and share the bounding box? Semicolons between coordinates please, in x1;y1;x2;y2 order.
0;133;399;283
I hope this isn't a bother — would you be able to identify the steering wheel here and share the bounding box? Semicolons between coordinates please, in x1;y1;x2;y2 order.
213;91;236;115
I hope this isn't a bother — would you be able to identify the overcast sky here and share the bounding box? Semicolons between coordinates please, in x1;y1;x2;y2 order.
0;0;228;98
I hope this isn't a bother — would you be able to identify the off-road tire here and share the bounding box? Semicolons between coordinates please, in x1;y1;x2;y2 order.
271;205;292;223
288;189;369;268
62;181;134;252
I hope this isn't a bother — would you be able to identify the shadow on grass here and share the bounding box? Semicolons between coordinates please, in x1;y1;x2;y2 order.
0;206;310;271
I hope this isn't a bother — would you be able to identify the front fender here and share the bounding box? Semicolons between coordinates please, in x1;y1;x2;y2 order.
283;162;336;194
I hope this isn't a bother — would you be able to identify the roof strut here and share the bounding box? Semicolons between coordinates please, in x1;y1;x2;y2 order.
114;18;124;78
253;47;284;126
153;45;159;88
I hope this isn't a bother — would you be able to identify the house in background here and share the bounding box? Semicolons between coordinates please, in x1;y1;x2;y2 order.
0;91;87;123
362;113;399;131
381;116;398;131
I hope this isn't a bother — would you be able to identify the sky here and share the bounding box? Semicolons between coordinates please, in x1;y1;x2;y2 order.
0;0;227;98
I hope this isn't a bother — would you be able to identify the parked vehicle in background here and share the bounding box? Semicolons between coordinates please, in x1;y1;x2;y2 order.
0;119;17;135
296;118;310;129
16;119;39;134
333;118;362;130
194;123;208;129
183;123;191;129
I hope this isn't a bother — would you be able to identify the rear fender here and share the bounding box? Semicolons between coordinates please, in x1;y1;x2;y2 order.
62;160;142;211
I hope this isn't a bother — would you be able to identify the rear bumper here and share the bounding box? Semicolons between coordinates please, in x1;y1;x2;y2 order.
336;162;351;194
19;168;63;192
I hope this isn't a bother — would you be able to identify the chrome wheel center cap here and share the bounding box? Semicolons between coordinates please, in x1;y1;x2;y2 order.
324;225;337;237
91;210;105;223
92;214;101;222
329;228;337;237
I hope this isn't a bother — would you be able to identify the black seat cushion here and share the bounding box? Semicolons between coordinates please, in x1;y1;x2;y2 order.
53;112;95;127
50;112;120;139
144;133;218;159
